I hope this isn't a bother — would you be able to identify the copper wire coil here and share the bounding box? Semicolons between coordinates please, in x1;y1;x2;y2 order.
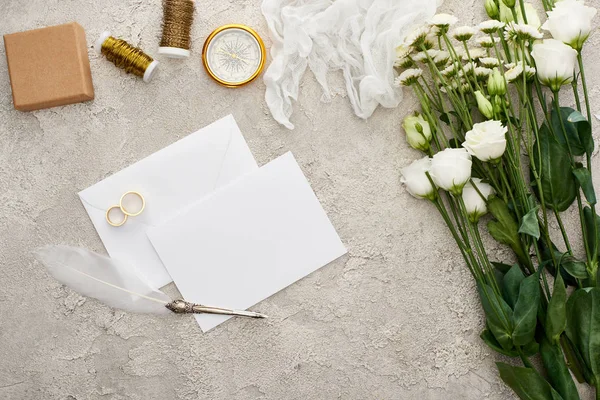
101;36;155;79
160;0;195;51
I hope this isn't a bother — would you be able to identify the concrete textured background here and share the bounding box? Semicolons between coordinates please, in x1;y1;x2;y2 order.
1;0;598;399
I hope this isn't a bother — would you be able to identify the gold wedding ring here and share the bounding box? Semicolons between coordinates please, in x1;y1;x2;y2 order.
105;191;145;227
106;205;128;227
120;191;146;216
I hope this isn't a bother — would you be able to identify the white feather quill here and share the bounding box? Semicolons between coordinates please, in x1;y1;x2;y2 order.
34;245;267;319
34;245;171;314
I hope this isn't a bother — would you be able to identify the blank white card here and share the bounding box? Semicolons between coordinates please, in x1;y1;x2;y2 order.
147;152;347;331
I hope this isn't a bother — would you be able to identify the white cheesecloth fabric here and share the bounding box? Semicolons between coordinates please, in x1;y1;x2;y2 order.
261;0;443;129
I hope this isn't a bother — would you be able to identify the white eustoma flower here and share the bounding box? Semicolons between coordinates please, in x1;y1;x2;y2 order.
480;57;500;68
394;44;412;67
504;22;543;43
524;66;536;81
476;36;498;48
433;50;451;66
430;148;473;195
402;114;432;152
462;61;476;74
429;13;459;28
542;0;598;50
462;120;508;161
462;178;495;222
463;48;487;60
442;63;459;78
505;64;524;82
452;26;477;41
413;49;439;62
400;157;436;200
475;67;493;80
479;20;506;34
405;26;431;47
517;2;541;28
395;68;423;86
531;39;578;91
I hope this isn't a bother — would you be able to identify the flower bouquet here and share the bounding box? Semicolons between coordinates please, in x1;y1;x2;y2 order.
396;0;599;398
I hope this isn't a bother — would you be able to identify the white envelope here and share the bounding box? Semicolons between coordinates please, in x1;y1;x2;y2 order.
147;152;348;331
79;115;258;288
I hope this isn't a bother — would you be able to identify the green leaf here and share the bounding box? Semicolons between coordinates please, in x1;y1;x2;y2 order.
519;206;541;239
493;262;514;274
512;273;540;346
538;238;578;287
546;273;567;344
561;256;589;279
440;111;459;126
487;197;529;266
565;288;600;387
561;335;591;384
497;362;565;400
548;107;585;157
503;264;525;309
583;206;599;260
533;133;578;212
573;168;596;205
523;340;540;357
540;337;581;400
481;328;518;357
567;110;594;157
478;283;514;351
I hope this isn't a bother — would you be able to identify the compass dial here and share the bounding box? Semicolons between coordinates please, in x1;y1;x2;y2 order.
204;26;265;87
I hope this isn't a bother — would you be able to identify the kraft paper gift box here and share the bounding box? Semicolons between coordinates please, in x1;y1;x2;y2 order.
4;22;94;111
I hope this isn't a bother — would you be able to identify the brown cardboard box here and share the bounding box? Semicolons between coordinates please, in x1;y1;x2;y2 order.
4;22;94;111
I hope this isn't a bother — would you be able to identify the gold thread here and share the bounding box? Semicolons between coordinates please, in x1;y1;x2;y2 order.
160;0;195;50
106;205;128;227
202;24;266;88
119;191;146;217
101;36;155;79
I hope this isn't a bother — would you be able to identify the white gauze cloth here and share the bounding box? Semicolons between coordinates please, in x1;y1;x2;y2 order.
262;0;442;129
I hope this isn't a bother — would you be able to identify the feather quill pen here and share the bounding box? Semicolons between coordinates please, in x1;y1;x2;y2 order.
34;245;267;318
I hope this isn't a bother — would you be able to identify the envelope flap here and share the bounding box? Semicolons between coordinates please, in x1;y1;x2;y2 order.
79;115;255;226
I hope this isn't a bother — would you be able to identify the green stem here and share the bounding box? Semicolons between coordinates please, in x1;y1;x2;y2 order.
554;210;573;254
517;347;535;369
553;92;593;267
433;197;481;281
577;53;593;127
572;73;582;113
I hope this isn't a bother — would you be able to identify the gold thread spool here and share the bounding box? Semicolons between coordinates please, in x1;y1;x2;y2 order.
158;0;195;58
95;31;159;83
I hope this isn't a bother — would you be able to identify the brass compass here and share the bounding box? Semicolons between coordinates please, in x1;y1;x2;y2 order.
202;24;266;88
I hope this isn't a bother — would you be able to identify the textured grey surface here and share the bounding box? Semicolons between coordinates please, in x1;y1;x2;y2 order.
1;0;598;399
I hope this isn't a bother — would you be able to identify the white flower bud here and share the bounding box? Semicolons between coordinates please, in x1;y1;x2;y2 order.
402;114;432;152
484;0;499;19
517;2;541;29
475;91;494;119
462;178;495;222
487;68;506;95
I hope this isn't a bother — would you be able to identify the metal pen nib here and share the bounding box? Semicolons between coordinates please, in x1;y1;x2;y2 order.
165;299;267;319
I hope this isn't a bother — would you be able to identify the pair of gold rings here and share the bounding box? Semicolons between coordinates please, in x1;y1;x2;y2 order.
105;191;146;227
